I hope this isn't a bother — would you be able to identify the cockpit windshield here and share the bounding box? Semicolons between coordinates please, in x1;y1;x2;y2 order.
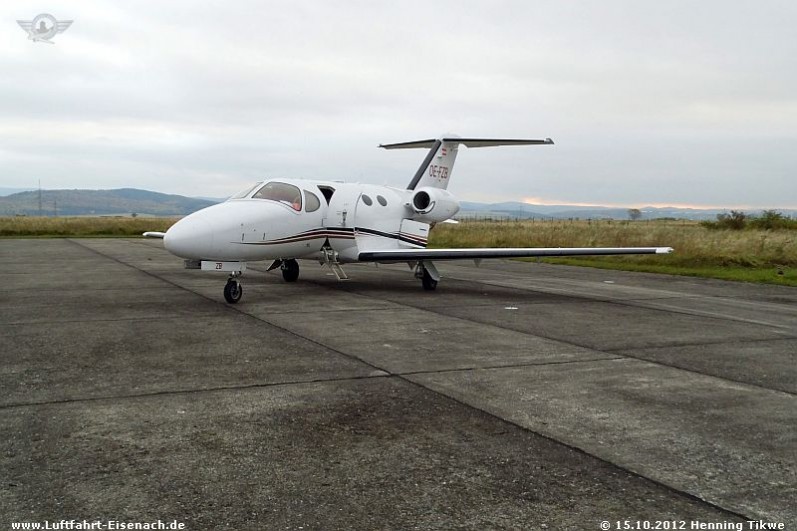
252;181;302;211
228;182;263;200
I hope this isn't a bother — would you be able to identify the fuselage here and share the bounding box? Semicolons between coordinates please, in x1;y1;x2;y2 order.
163;179;434;263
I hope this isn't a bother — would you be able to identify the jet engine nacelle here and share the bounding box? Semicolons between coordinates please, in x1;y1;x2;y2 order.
409;187;461;223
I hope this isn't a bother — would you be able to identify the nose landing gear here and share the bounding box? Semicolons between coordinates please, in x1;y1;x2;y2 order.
199;261;246;304
224;272;243;303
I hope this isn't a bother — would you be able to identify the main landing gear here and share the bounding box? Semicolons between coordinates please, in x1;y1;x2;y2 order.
281;259;300;282
415;261;440;291
267;259;301;283
224;272;243;304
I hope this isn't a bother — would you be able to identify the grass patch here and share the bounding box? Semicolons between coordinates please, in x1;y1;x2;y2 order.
431;219;797;286
0;216;176;237
536;257;797;287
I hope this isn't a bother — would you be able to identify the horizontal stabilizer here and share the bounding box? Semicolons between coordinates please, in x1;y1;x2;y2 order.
142;231;166;239
379;137;553;150
386;135;555;191
359;247;673;262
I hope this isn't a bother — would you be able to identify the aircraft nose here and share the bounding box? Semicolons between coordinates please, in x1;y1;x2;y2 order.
164;214;215;259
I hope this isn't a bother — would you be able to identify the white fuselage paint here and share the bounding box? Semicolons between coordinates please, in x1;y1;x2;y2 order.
163;179;430;263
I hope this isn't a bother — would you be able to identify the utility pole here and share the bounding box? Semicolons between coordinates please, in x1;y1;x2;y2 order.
38;180;42;217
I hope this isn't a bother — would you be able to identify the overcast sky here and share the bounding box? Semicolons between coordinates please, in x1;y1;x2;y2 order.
1;1;795;208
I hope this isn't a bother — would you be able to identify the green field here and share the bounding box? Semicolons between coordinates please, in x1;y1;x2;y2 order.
433;219;796;286
0;216;175;237
1;216;794;286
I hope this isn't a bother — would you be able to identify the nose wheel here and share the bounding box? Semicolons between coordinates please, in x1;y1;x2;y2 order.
224;273;243;304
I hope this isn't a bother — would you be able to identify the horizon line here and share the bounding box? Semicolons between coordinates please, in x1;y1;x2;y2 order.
3;187;795;211
520;197;797;211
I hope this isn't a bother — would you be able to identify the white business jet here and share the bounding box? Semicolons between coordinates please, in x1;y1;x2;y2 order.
144;136;672;303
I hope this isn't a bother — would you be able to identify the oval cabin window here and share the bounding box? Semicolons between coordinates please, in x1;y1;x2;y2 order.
305;191;321;212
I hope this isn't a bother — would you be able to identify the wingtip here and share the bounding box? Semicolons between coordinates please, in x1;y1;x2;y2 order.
656;247;675;254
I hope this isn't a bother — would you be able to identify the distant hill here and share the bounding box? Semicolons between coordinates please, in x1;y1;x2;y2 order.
458;201;797;221
0;189;218;216
0;187;35;197
1;188;792;221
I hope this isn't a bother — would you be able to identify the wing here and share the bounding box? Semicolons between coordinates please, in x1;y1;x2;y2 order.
56;21;73;33
17;21;34;32
359;246;673;262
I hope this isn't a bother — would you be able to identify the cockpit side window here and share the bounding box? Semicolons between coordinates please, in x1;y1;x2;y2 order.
252;182;302;211
229;182;263;200
305;191;321;212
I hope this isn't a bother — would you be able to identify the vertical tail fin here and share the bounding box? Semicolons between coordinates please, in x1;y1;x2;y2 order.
379;136;554;190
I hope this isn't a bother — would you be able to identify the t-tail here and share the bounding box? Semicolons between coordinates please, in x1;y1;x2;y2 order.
379;135;554;190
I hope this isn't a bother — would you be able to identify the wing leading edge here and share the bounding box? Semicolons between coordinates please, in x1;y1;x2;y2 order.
359;247;673;262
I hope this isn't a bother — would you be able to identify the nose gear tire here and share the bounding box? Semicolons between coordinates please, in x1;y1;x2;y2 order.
224;280;243;303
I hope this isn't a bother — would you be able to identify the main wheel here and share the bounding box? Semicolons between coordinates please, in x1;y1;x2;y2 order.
223;280;243;303
282;259;300;282
421;268;438;291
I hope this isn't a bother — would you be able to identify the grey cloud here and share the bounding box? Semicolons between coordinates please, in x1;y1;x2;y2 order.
1;1;795;207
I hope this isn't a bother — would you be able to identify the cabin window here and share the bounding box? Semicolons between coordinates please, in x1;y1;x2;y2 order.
305;191;321;212
361;194;373;206
252;182;302;211
229;182;263;200
377;195;387;206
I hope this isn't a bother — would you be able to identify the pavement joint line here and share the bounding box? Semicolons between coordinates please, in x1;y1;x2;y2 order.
61;239;783;520
445;275;796;331
0;314;226;327
448;277;704;300
246;283;763;521
435;262;793;304
604;334;797;353
68;239;393;378
0;357;628;410
309;274;796;397
68;241;797;398
396;375;755;523
0;286;186;293
396;356;625;376
437;269;797;330
227;306;409;315
0;373;392;411
623;301;797;331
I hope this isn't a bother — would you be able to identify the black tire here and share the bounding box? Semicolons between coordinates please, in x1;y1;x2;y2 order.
421;268;438;291
282;259;300;282
224;280;243;303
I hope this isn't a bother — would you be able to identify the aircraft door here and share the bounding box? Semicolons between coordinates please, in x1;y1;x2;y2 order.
325;187;356;228
325;204;348;227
